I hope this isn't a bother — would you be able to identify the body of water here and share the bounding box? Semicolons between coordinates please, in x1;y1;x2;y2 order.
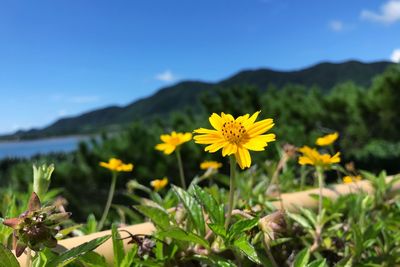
0;136;88;159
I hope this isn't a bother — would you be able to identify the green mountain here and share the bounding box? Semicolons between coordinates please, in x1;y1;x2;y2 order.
2;60;392;140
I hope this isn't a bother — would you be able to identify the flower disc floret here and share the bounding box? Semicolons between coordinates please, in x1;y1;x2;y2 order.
194;111;276;169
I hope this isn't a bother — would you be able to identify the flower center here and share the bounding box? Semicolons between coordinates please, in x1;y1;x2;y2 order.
221;120;246;143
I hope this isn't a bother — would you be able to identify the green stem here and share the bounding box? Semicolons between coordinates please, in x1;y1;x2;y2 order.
175;149;186;189
316;167;324;219
262;239;278;267
97;172;117;231
26;248;32;267
225;156;236;230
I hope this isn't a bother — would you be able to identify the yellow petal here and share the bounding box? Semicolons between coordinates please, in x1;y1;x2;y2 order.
246;119;274;137
242;111;261;128
235;147;251;169
205;141;228;153
209;113;224;130
222;143;237;156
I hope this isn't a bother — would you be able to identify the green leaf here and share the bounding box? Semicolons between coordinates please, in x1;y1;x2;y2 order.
233;236;261;264
287;212;312;229
32;248;56;267
172;185;205;236
0;244;20;267
46;235;111;267
293;248;310;267
120;245;138;267
193;185;225;225
112;224;124;267
307;259;326;267
85;214;98;234
133;205;170;230
76;251;108;267
157;227;209;249
228;217;258;241
208;223;227;238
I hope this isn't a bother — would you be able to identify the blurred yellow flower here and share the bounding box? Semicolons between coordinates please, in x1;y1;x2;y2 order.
343;175;362;184
155;131;192;155
99;158;133;172
193;111;275;169
200;161;222;170
151;177;169;191
316;132;339;146
298;146;340;168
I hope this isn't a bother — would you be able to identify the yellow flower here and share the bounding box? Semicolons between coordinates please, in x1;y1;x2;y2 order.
200;161;223;170
193;111;276;169
155;131;192;155
316;132;339;146
343;175;362;184
99;158;133;172
298;146;340;168
151;177;169;191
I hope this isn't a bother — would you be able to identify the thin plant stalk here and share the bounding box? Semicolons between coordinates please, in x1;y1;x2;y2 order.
269;153;288;210
26;248;32;267
225;156;236;229
262;239;278;267
97;172;117;231
175;149;186;189
311;166;325;252
316;167;324;218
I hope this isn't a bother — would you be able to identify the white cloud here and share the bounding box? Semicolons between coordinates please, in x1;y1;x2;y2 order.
68;96;99;104
391;49;400;63
155;70;177;82
58;109;68;116
329;20;344;32
361;0;400;24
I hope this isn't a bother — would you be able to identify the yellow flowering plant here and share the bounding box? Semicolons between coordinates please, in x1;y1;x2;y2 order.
151;177;169;191
315;132;339;146
343;175;362;184
194;111;276;229
200;160;222;170
298;146;341;169
155;131;192;189
155;131;192;155
193;111;275;169
98;158;133;230
298;145;340;251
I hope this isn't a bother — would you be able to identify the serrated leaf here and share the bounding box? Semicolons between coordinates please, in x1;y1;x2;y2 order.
228;217;259;241
293;248;310;267
172;185;205;236
193;185;225;225
0;244;20;267
157;227;209;249
46;235;110;267
307;258;326;267
233;236;261;264
134;205;170;230
112;224;124;267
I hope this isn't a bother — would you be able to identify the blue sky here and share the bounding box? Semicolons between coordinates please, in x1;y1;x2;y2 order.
1;0;400;134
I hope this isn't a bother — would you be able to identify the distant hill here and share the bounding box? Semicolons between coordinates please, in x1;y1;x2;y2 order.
1;60;392;140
